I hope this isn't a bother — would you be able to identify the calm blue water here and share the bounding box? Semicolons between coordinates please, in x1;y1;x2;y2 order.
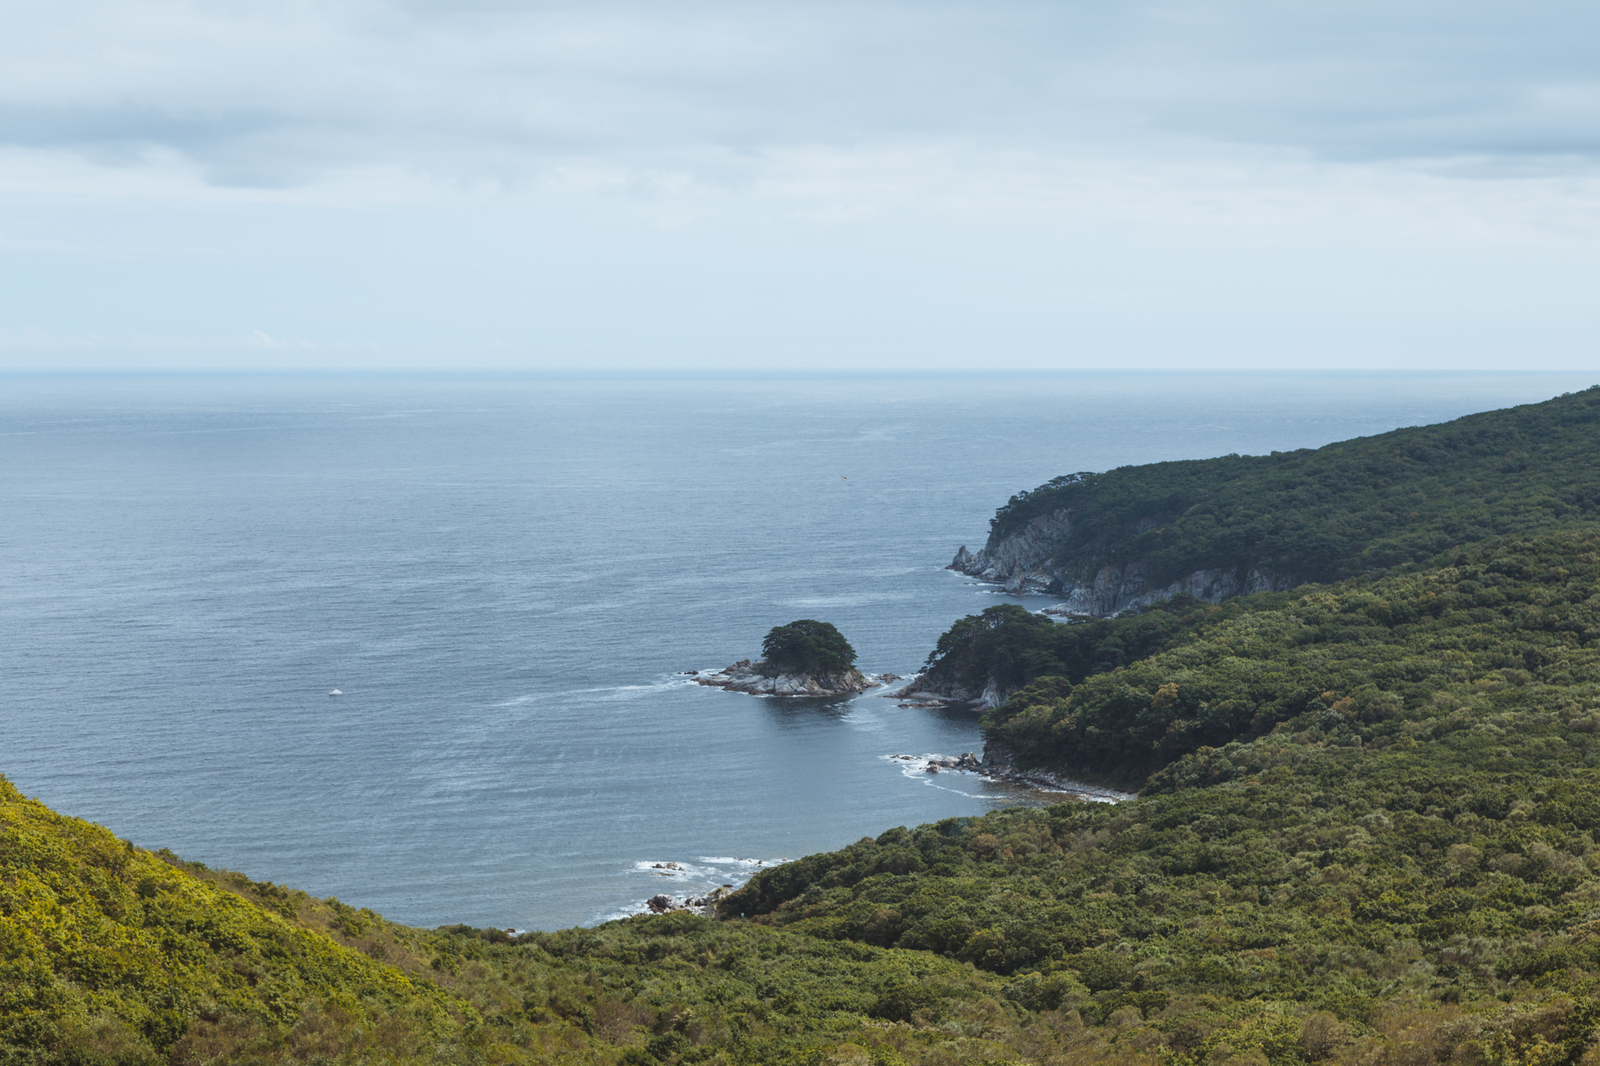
2;371;1593;929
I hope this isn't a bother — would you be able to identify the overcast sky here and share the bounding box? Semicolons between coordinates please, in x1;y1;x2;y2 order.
2;0;1598;371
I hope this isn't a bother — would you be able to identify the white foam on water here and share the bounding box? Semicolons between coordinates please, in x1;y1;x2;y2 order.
880;752;1131;804
884;752;966;777
629;855;791;882
782;591;917;608
597;855;796;923
495;679;686;707
697;856;791;869
882;752;989;797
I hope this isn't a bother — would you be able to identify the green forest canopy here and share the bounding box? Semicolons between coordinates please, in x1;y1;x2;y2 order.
919;387;1600;723
983;385;1600;590
726;530;1600;1064
760;619;857;678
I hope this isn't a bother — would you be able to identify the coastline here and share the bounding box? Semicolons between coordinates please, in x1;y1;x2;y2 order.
891;751;1134;803
977;756;1135;802
684;661;902;697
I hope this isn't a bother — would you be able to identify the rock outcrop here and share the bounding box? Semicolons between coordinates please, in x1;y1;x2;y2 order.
889;749;1134;801
977;744;1136;801
892;671;1008;709
692;660;883;697
950;510;1075;595
642;886;733;917
949;511;1296;618
888;752;983;773
1034;562;1293;617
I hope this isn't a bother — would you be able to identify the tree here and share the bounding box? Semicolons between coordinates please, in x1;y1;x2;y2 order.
760;620;857;678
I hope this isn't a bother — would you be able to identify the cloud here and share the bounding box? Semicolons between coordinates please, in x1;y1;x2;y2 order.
2;0;1597;192
2;0;1597;373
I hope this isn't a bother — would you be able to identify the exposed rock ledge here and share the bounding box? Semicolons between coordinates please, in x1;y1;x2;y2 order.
639;886;733;917
889;748;1135;802
979;748;1136;803
950;524;1295;618
889;752;983;773
688;660;901;697
889;671;1006;709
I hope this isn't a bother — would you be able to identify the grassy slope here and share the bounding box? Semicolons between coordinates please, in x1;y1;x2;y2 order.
985;386;1600;589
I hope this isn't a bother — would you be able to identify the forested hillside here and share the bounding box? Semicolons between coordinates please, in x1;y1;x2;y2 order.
909;595;1253;704
727;532;1600;1064
956;385;1600;608
0;777;1121;1065
925;387;1600;708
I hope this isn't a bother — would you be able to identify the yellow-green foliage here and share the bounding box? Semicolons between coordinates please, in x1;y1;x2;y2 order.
0;780;1075;1065
0;777;460;1062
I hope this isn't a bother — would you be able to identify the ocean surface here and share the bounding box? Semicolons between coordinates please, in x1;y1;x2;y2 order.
2;371;1594;929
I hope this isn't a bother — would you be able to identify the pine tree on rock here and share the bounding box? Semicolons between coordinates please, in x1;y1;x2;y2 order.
760;620;857;679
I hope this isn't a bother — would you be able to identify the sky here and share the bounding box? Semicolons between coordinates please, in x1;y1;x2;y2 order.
2;0;1598;371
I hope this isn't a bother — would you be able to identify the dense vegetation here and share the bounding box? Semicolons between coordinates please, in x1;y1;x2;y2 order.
760;620;857;679
2;776;1071;1065
924;387;1600;711
0;776;457;1063
980;531;1600;786
727;531;1600;1064
916;598;1227;701
985;385;1600;591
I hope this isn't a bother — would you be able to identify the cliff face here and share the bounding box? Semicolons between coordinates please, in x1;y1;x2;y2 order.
898;668;1009;709
1044;560;1295;617
949;509;1074;595
949;509;1296;617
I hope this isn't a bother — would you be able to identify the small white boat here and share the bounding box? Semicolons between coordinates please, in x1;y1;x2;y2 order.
329;688;343;697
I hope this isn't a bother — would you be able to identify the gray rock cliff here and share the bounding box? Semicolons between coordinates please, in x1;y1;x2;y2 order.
894;670;1009;709
949;510;1296;617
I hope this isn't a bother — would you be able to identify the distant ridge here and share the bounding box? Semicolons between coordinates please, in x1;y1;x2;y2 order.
952;386;1600;615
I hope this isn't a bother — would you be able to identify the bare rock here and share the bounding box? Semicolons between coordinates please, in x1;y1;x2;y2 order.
692;659;874;698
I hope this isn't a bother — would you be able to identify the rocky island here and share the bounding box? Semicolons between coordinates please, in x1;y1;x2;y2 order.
689;618;899;697
691;659;899;696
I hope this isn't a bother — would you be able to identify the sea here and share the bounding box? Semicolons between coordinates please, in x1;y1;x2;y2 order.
2;371;1593;930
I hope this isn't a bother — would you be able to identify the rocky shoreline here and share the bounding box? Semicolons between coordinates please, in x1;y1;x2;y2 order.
890;752;983;773
686;660;902;697
950;538;1294;618
886;674;1006;709
891;750;1134;803
984;761;1134;801
640;885;734;917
